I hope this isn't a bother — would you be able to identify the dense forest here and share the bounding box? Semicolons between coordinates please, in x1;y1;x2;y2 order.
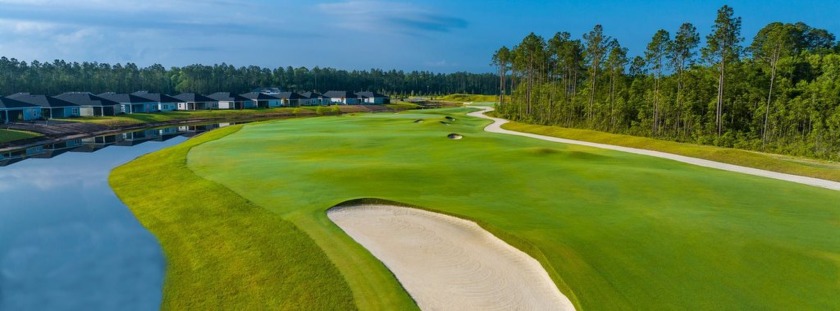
493;5;840;160
0;60;498;96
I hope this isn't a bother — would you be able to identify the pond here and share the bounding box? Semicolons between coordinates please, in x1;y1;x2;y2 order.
0;123;233;310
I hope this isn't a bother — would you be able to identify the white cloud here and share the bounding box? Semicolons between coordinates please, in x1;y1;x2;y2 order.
317;0;467;36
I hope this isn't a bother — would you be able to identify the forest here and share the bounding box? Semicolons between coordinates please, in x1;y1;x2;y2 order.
0;60;497;97
492;5;840;160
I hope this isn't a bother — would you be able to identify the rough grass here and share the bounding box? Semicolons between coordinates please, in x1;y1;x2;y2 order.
67;108;316;126
438;93;503;102
0;129;41;143
503;121;840;182
109;126;358;310
115;108;840;310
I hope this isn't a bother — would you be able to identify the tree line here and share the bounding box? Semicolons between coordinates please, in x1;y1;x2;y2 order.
0;59;498;97
493;5;840;160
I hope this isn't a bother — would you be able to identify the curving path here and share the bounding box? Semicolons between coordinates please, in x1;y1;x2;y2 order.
468;106;840;191
328;205;575;311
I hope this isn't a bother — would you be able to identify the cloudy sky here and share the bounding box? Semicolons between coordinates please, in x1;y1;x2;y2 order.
0;0;837;73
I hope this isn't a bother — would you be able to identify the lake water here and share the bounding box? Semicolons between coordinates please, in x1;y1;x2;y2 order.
0;124;230;310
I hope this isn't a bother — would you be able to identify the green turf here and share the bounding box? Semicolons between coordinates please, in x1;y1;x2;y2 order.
503;121;840;182
109;127;360;310
0;129;41;143
113;107;840;310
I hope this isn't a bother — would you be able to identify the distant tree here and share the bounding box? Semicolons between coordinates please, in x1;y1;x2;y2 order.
668;23;700;136
702;5;743;137
645;29;671;134
583;24;610;123
491;46;511;106
751;22;797;147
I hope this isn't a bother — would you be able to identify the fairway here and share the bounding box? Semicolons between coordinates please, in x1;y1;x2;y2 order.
113;108;840;310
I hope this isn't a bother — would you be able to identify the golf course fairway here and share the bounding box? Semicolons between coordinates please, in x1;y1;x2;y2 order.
111;107;840;310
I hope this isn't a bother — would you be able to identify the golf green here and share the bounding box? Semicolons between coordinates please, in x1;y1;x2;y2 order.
112;107;840;310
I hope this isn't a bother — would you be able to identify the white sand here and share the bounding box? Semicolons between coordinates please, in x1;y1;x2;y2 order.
468;106;840;191
328;204;575;311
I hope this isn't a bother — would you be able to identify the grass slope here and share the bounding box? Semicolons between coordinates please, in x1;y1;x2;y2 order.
0;129;41;143
116;108;840;310
109;127;359;310
503;121;840;182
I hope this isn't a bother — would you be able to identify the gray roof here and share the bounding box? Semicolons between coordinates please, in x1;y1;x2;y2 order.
207;92;249;102
252;87;283;94
272;92;304;100
55;92;121;107
173;93;215;102
323;91;358;98
0;96;36;109
131;91;181;103
356;91;388;98
7;93;78;108
240;92;278;100
299;91;327;99
97;92;151;103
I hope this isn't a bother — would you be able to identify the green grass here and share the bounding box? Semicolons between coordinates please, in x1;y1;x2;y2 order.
438;93;503;102
113;108;840;310
385;102;421;111
0;129;42;143
503;121;840;182
109;127;361;310
66;108;316;126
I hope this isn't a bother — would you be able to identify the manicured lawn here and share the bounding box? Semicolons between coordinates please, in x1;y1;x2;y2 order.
113;107;840;310
502;121;840;182
0;129;41;143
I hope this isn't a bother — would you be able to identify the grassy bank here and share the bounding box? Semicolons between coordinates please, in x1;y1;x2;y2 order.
503;121;840;182
0;129;41;143
114;108;840;309
109;127;365;310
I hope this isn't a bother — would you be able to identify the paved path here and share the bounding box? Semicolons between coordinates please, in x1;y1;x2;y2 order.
467;106;840;191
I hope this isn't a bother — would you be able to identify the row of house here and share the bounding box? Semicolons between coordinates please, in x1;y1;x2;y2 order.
0;90;390;122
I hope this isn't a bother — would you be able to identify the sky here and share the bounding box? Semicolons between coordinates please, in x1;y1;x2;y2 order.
0;0;838;73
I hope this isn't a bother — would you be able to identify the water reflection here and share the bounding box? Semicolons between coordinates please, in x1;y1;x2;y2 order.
0;122;236;310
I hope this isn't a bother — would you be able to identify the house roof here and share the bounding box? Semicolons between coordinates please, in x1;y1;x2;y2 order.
240;92;278;100
131;91;181;103
272;92;304;100
299;91;328;99
173;93;215;102
7;93;78;108
97;92;151;103
0;96;37;109
55;92;121;107
251;87;283;94
207;92;249;102
323;91;358;98
356;91;388;98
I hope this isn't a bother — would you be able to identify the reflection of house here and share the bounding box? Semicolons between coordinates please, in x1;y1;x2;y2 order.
174;93;217;110
97;93;156;114
323;91;361;105
0;96;41;123
273;92;305;107
299;92;330;106
7;93;80;119
356;91;390;104
131;91;180;111
207;92;252;109
241;92;282;108
55;92;121;116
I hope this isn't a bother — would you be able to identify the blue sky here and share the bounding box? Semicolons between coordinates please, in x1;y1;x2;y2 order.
0;0;837;73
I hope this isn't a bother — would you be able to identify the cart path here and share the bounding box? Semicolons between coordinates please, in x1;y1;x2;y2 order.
467;106;840;191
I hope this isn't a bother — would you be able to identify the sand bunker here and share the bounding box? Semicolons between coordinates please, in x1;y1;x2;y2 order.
328;205;575;311
445;116;456;121
447;133;463;140
414;119;424;123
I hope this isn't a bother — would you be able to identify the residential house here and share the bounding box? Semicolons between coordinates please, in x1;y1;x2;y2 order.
252;87;283;95
273;91;305;107
356;91;390;104
241;92;282;108
97;93;156;114
0;96;41;123
299;91;330;106
323;91;361;105
206;92;253;109
54;92;121;116
7;93;80;119
131;91;181;111
173;93;217;110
